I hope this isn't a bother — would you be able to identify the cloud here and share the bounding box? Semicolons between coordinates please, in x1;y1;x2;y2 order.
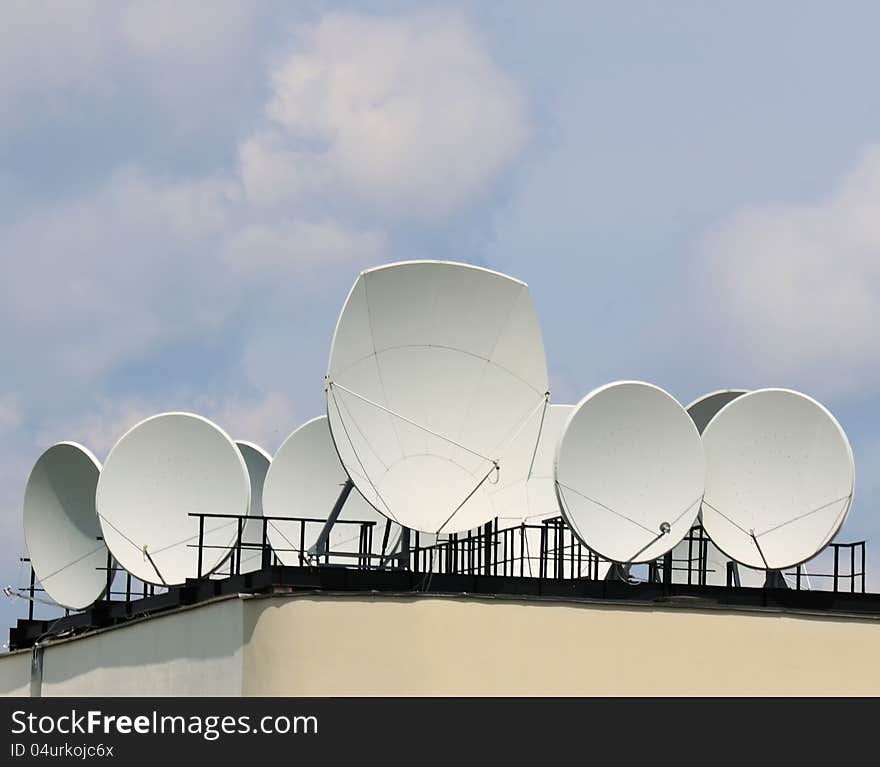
35;389;301;462
1;169;242;396
0;1;266;143
0;395;22;434
0;162;389;404
0;0;114;128
0;7;532;631
223;217;386;283
1;10;527;409
696;146;880;399
243;11;531;219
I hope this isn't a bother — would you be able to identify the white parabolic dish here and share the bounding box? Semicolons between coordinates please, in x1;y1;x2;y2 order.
262;416;403;565
325;261;550;534
236;441;272;573
701;388;855;571
494;404;574;528
555;381;705;563
96;412;251;586
23;442;112;610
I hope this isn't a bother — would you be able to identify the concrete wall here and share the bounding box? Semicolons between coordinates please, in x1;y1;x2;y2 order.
242;594;880;696
3;593;880;696
0;649;31;697
2;598;245;697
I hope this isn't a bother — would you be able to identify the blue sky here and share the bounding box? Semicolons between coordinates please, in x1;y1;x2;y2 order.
2;1;879;636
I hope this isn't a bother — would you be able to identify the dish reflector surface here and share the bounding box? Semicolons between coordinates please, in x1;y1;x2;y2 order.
236;441;271;573
686;390;747;435
263;416;402;565
23;442;111;610
96;412;251;586
555;381;705;563
495;404;573;527
701;388;854;570
326;261;549;534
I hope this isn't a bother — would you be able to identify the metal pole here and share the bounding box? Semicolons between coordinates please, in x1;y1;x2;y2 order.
519;524;525;578
862;543;866;593
483;521;492;576
28;566;35;621
851;545;856;593
235;517;243;576
312;479;354;559
196;515;205;579
833;545;839;593
105;549;113;601
261;518;270;569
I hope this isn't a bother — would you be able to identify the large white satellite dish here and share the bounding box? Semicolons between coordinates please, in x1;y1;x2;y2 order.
262;416;403;566
96;412;251;586
326;260;549;534
23;442;112;610
701;388;854;571
554;381;705;563
686;389;747;435
494;403;574;528
235;441;271;573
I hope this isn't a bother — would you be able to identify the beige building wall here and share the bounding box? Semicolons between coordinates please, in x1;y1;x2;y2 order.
2;592;880;695
242;594;880;696
40;598;243;696
0;647;31;696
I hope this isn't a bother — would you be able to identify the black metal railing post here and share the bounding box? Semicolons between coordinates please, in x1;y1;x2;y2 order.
28;566;35;621
261;518;270;569
833;545;839;593
196;515;205;579
105;549;113;601
235;517;243;576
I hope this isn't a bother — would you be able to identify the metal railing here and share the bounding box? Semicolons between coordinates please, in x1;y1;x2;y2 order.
12;516;869;622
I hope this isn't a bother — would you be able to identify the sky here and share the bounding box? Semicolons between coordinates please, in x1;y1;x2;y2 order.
2;1;879;637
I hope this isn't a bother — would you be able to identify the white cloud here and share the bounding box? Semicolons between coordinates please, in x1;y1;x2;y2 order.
35;389;301;461
0;7;532;635
243;11;530;219
1;169;241;392
1;9;529;409
0;2;110;92
223;217;386;282
0;395;22;433
0;1;265;139
698;146;880;398
0;9;530;626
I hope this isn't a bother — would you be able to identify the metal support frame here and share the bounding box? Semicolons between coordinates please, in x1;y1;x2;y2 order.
309;479;354;561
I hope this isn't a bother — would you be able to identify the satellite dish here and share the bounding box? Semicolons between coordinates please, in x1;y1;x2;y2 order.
235;441;272;573
686;389;747;435
325;260;549;534
554;381;705;563
96;412;251;586
23;442;113;610
262;416;403;566
701;388;854;571
495;404;574;528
